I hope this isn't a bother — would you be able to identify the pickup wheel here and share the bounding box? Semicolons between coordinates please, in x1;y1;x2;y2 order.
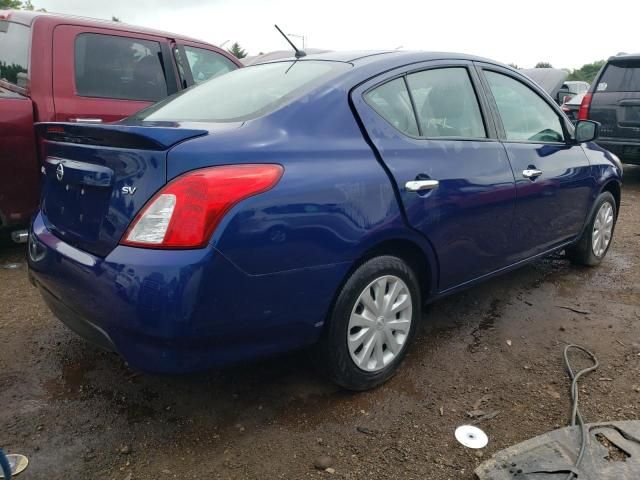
314;255;421;391
567;191;617;267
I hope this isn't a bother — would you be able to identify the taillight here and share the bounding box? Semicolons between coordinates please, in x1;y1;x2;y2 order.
121;164;283;249
578;93;592;120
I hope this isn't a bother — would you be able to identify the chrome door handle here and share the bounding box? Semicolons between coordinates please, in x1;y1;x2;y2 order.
405;179;439;192
68;118;103;123
522;169;543;179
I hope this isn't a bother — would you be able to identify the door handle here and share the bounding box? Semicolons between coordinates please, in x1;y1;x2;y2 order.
68;118;103;124
405;179;439;192
522;169;543;179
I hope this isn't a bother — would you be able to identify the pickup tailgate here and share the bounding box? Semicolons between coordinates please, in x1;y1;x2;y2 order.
36;123;207;257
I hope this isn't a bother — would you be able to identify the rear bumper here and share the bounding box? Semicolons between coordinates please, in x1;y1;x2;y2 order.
596;138;640;164
28;212;348;373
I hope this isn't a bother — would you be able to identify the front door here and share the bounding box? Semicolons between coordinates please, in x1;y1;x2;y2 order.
352;62;517;292
477;65;594;261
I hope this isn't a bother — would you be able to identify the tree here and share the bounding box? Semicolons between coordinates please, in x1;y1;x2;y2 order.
111;16;121;22
0;61;27;85
1;0;45;11
228;42;247;59
508;63;520;69
535;62;553;68
0;0;24;8
567;60;606;83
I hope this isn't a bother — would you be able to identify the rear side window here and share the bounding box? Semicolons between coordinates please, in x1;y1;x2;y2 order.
75;33;168;101
598;61;640;92
184;46;237;84
365;78;419;136
485;71;565;143
0;21;30;88
137;60;351;122
407;67;486;138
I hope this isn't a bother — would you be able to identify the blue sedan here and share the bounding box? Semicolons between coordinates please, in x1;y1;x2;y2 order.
28;51;622;390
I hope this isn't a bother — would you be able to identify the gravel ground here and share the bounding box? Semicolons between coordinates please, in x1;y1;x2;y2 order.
1;165;639;480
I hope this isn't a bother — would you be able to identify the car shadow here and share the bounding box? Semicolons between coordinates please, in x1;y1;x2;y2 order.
38;248;573;437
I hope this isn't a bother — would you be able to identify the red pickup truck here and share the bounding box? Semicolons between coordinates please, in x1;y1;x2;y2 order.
0;10;242;241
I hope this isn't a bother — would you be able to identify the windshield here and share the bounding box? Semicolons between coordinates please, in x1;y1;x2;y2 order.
0;21;30;88
136;60;352;123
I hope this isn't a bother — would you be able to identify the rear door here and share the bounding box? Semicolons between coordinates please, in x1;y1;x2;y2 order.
52;26;179;123
352;61;517;292
590;58;640;159
476;64;594;260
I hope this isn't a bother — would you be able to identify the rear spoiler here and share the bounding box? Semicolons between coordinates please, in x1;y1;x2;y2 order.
35;122;208;150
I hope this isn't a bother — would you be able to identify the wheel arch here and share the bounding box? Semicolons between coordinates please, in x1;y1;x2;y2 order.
600;179;621;217
320;236;438;337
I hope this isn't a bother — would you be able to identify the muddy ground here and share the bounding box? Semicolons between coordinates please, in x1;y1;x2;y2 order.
1;165;639;480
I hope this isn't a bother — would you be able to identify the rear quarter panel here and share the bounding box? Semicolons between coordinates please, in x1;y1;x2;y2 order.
166;82;434;277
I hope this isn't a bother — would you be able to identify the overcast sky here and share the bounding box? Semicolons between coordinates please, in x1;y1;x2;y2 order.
32;0;638;69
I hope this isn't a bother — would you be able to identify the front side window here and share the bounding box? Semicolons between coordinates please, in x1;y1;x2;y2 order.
485;71;564;143
75;33;168;101
0;21;30;88
183;46;237;84
407;67;486;138
364;77;419;136
137;60;351;123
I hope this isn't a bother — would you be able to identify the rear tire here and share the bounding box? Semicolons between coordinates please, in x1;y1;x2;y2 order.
314;255;421;391
567;191;617;266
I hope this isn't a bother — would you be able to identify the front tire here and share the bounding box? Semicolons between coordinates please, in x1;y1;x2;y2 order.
315;255;421;391
567;191;617;266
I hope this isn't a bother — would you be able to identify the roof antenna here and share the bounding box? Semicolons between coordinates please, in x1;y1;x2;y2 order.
274;24;306;58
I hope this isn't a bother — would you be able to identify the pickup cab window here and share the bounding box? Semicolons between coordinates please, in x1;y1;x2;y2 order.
0;20;30;88
183;45;237;84
75;33;168;101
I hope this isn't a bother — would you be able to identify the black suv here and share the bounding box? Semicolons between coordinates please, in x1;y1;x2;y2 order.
579;53;640;164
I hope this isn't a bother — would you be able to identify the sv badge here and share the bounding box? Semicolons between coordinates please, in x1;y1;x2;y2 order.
121;186;137;195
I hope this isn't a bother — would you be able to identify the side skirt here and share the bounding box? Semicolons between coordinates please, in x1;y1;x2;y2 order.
427;239;576;303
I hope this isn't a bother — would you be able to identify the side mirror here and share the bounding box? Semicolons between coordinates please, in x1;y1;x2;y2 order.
575;120;600;143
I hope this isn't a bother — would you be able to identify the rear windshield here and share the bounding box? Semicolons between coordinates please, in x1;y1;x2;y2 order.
598;61;640;92
0;21;30;88
136;60;352;122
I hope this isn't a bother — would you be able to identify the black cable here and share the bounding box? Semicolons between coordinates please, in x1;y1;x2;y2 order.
562;344;599;480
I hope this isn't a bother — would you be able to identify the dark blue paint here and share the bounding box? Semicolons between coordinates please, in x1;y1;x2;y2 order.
500;142;594;261
28;51;622;373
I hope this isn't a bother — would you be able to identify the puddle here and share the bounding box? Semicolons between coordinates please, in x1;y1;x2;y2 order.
467;299;501;353
124;403;156;424
43;359;95;400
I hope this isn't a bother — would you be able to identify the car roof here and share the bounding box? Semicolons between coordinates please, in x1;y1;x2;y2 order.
254;50;507;69
0;9;210;45
608;53;640;63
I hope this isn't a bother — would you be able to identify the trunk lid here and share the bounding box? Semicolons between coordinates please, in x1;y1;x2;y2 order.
590;59;640;146
36;123;208;257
